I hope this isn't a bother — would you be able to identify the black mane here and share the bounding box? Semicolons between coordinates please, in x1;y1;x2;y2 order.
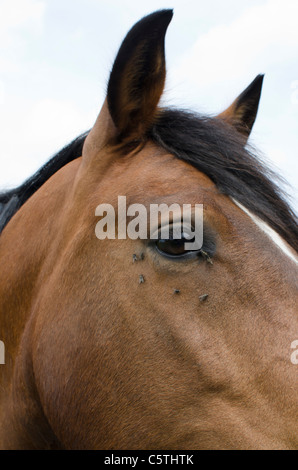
0;132;88;233
0;109;297;253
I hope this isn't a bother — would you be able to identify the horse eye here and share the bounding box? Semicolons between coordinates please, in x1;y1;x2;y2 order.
155;231;195;257
156;239;188;256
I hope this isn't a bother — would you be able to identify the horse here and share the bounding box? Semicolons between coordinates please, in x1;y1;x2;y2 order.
0;9;297;450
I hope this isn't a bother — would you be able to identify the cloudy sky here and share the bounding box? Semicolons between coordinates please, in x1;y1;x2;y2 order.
0;0;297;212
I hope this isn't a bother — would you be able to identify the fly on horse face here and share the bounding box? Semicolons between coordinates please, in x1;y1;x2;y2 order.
0;10;297;450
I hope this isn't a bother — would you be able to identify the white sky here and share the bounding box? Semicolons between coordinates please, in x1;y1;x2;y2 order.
0;0;297;212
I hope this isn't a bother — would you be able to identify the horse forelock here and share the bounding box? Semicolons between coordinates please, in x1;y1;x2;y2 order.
150;108;298;253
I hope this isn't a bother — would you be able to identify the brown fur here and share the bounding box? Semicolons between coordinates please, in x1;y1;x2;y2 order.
0;139;297;449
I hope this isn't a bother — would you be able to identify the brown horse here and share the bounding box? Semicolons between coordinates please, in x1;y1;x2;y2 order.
0;10;297;450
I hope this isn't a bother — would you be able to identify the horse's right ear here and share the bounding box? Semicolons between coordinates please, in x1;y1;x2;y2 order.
107;9;173;140
84;9;173;159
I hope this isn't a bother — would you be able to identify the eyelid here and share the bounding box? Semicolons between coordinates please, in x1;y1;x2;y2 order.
150;221;194;240
149;207;197;237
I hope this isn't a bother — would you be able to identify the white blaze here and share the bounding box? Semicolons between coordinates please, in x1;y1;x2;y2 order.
232;198;298;265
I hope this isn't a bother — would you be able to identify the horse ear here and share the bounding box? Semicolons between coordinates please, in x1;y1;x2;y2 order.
217;75;264;140
107;9;173;140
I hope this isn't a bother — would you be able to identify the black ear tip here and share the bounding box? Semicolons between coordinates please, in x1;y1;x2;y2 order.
252;74;265;91
140;9;174;31
238;74;264;104
256;73;265;83
114;9;174;55
161;8;174;20
148;8;174;20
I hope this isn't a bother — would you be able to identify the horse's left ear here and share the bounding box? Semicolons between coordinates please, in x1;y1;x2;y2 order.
217;75;264;140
